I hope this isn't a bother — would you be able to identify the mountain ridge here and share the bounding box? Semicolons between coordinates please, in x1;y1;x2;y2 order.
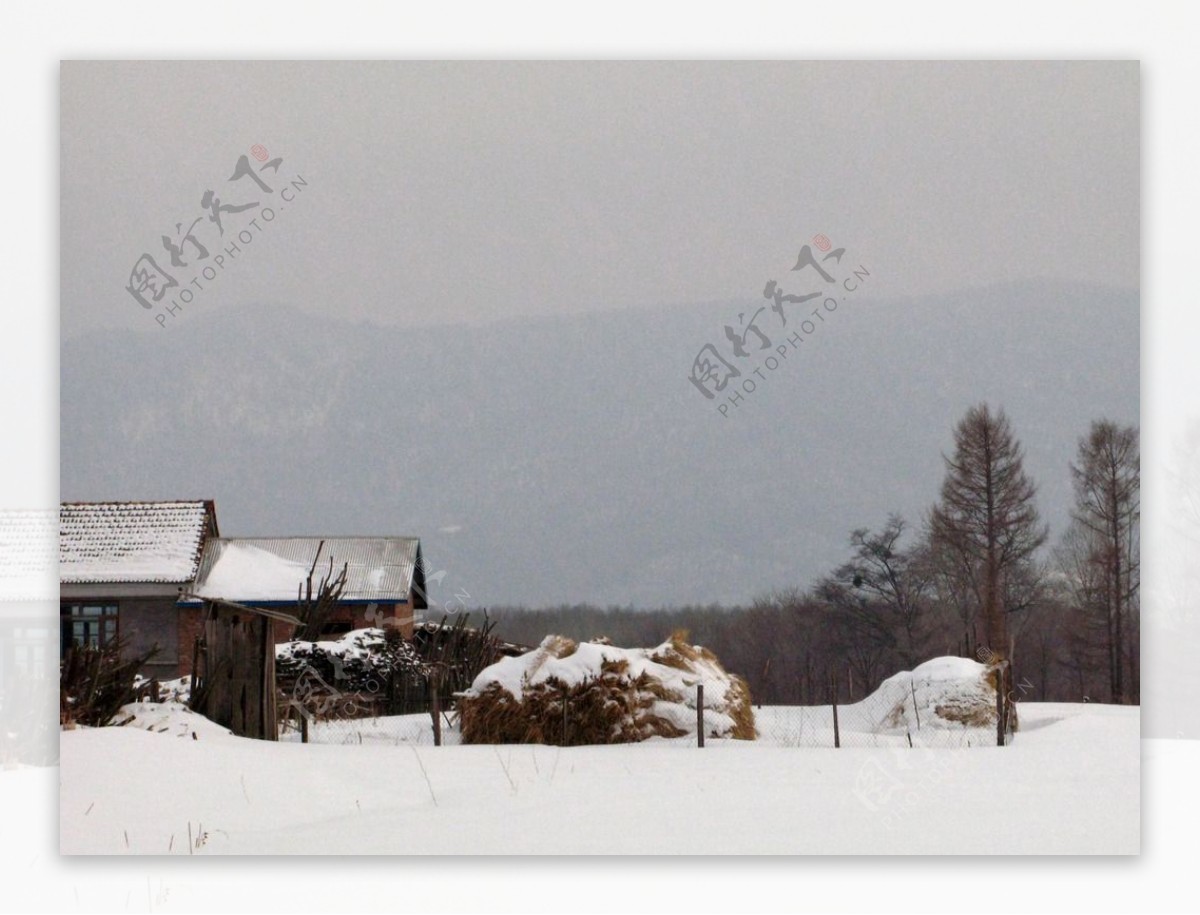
62;278;1138;607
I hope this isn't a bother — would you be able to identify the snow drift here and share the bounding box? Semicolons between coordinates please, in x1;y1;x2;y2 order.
112;700;232;741
457;633;755;745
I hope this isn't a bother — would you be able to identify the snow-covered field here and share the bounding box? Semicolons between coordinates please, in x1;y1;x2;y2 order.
58;700;1138;855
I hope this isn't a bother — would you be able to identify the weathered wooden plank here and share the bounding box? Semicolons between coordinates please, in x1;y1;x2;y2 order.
220;609;235;730
197;602;285;740
244;619;260;738
262;618;277;740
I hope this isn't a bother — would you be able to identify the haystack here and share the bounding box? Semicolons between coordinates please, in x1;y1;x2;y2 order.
874;656;1018;732
457;632;755;745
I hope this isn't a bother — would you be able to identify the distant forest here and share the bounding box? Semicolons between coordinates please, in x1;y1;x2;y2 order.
482;404;1140;706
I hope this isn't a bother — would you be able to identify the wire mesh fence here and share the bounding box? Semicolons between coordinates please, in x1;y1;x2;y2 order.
277;705;459;746
752;694;998;749
752;663;1014;748
275;665;459;746
271;659;1015;750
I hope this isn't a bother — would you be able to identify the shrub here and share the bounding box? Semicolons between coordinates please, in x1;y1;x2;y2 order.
60;638;156;728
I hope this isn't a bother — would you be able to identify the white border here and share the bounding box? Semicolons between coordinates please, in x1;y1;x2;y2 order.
5;1;1198;911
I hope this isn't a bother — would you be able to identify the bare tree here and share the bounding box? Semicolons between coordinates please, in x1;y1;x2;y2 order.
820;516;932;669
914;534;981;657
1054;516;1108;693
295;545;350;642
1014;590;1066;701
1068;420;1139;703
928;404;1048;667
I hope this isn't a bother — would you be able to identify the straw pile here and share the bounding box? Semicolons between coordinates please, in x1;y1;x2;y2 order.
876;656;1018;732
457;632;755;745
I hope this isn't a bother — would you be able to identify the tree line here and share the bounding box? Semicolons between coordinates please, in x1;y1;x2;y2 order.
489;404;1139;705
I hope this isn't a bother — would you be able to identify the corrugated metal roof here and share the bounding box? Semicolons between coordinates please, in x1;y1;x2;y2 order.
59;501;216;584
190;537;422;604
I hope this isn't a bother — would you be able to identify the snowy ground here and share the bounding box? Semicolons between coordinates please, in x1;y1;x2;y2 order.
57;699;1138;855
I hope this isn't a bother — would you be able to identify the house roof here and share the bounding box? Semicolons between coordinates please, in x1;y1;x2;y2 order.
59;501;217;585
189;537;424;605
0;509;57;601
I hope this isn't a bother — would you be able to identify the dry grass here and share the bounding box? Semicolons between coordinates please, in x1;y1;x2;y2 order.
933;699;996;728
458;633;756;745
649;632;756;740
932;663;1018;731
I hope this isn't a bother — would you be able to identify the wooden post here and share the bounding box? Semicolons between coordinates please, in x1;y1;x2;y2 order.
911;677;921;731
696;683;705;748
300;712;309;744
431;670;442;747
996;662;1007;747
189;636;201;707
261;618;277;741
562;692;568;746
831;672;840;749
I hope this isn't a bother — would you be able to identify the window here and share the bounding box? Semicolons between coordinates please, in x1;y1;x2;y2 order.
60;603;118;652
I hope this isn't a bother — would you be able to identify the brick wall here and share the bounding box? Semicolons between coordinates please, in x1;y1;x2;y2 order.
117;597;180;682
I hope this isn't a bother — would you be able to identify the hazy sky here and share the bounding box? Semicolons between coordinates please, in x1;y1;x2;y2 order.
61;61;1138;336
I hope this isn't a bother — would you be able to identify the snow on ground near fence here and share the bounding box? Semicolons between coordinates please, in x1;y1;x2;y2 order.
59;702;1138;854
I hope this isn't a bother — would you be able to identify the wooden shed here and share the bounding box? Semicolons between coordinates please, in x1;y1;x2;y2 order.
189;598;301;740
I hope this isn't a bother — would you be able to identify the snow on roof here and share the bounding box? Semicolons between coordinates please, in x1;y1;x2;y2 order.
0;509;57;601
190;537;422;604
191;542;313;603
59;501;216;585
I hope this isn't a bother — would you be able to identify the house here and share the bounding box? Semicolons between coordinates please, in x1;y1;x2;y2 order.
187;536;429;642
60;502;430;681
59;500;219;682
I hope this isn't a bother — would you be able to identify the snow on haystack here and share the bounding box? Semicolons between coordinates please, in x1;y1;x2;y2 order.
863;656;1014;733
457;632;755;745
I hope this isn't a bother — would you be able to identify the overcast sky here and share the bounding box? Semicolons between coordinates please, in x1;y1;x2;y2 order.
61;61;1137;336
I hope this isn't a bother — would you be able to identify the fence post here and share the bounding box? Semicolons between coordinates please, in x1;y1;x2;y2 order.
911;677;921;731
189;637;201;706
697;683;705;748
431;670;442;748
830;672;840;749
562;691;569;746
300;712;308;744
995;661;1006;747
